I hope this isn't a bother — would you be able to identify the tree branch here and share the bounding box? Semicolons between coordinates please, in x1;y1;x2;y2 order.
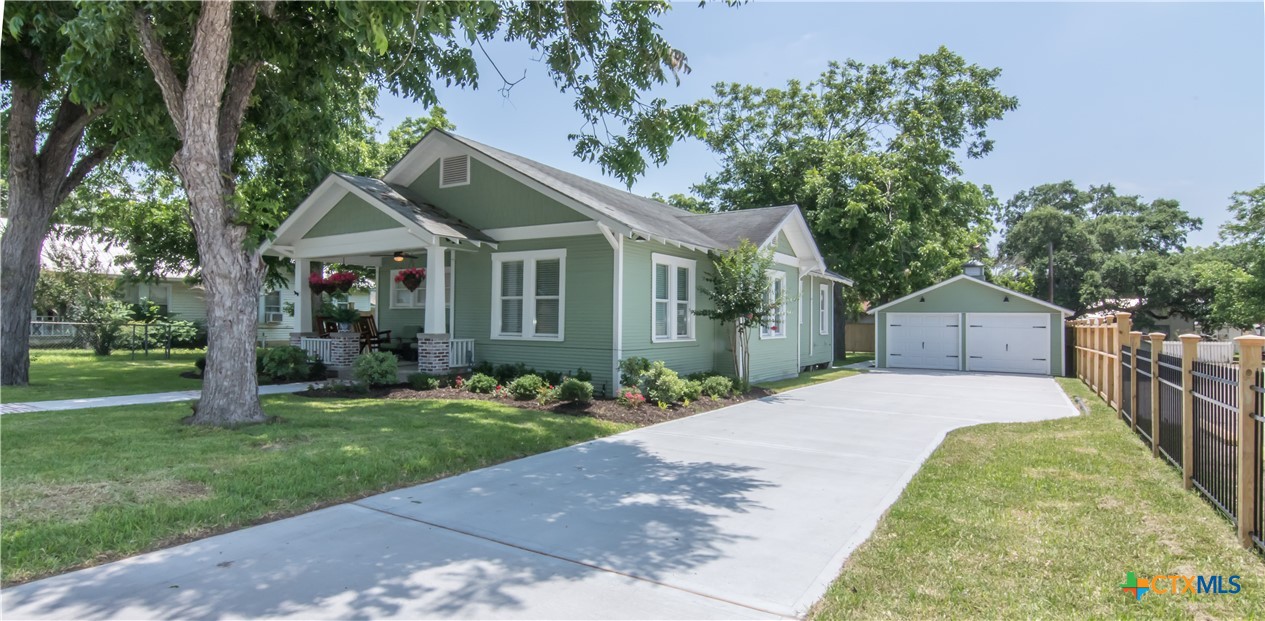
54;144;116;205
134;9;188;139
218;61;261;173
181;0;233;149
6;81;41;179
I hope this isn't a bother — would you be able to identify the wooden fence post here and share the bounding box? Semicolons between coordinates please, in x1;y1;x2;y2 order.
1149;333;1164;456
1180;334;1200;490
1115;313;1130;412
1093;318;1103;395
1234;335;1264;548
1130;331;1142;429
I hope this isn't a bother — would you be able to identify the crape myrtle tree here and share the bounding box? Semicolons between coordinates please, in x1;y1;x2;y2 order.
689;47;1017;312
695;240;779;388
64;1;703;426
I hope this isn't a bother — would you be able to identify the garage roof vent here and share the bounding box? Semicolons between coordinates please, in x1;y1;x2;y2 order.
963;260;985;280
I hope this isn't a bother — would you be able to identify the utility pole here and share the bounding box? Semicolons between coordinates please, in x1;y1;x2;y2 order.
1047;241;1055;303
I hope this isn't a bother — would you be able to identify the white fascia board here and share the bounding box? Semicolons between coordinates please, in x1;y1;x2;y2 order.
867;274;1074;316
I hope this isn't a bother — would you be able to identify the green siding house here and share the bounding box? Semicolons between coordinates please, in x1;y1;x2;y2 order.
265;130;850;393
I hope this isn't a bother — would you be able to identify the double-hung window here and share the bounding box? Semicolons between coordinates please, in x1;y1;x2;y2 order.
819;283;829;335
652;253;695;342
390;266;453;330
260;290;283;324
492;249;565;340
760;271;788;339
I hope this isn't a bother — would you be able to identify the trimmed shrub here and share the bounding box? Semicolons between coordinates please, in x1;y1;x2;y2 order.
494;362;533;384
682;379;703;402
542;370;564;386
701;375;733;399
558;378;594;403
195;356;207;373
536;384;561;405
471;360;494;376
642;360;686;404
684;371;711;382
408;372;440;391
573;367;593;382
258;346;310;383
309;360;328;380
619;356;652;387
467;373;497;394
352;351;399;387
508;374;545;400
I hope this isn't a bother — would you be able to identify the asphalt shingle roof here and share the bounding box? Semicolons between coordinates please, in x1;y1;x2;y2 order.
334;173;494;243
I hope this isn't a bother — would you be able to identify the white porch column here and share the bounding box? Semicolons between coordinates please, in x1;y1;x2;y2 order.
424;247;446;334
296;258;313;333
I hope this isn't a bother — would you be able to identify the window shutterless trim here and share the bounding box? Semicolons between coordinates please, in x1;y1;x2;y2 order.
819;282;829;335
490;249;566;341
650;253;695;343
760;270;788;340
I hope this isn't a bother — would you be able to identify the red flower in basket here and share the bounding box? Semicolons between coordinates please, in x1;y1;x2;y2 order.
394;267;426;292
308;272;328;295
328;271;358;293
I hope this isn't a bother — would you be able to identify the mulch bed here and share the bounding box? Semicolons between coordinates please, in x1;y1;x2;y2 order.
295;384;773;426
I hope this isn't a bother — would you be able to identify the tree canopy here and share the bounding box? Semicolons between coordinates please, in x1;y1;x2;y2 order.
687;47;1017;312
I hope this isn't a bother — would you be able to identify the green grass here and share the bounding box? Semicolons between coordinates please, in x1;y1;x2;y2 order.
1;349;205;402
837;351;875;366
812;378;1265;619
758;367;861;393
0;395;630;584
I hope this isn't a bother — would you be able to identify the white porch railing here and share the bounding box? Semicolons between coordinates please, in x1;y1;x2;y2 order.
449;338;475;368
300;337;334;363
1161;340;1236;363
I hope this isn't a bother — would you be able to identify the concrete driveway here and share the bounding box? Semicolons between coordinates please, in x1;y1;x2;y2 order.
2;370;1076;620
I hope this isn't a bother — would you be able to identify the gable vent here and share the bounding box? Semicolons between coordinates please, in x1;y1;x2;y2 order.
439;155;470;187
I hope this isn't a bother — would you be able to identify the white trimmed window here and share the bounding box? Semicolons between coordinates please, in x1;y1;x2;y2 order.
492;249;565;340
125;282;172;315
390;267;452;310
652;253;695;342
260;290;283;324
819;283;830;335
761;271;788;339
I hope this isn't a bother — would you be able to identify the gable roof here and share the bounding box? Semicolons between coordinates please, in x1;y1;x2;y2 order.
332;173;494;244
678;205;796;250
867;274;1073;316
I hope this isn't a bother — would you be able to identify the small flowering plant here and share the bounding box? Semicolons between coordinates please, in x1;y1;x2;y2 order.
492;384;510;399
308;272;330;295
394;267;426;292
453;375;465;390
616;386;646;408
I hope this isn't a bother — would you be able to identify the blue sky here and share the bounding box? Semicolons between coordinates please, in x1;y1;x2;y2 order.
377;1;1264;247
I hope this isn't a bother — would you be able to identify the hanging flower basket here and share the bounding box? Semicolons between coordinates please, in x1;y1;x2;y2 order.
394;267;427;292
328;271;358;293
308;273;329;295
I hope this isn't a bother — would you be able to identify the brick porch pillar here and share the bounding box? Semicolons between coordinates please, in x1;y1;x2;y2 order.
417;332;450;375
328;332;361;369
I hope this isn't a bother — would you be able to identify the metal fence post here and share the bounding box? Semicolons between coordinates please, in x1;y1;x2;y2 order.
1148;333;1164;456
1180;334;1200;490
1130;331;1142;429
1234;335;1265;548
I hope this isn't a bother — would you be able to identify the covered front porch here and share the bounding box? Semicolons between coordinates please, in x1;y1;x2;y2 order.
265;173;495;375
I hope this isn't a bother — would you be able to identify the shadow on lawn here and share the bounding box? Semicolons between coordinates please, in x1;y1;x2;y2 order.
3;439;776;619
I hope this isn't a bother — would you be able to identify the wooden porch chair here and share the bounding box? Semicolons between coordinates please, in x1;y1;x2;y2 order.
356;314;392;352
316;317;339;338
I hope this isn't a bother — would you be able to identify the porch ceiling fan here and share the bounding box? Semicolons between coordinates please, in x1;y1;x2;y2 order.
370;251;419;263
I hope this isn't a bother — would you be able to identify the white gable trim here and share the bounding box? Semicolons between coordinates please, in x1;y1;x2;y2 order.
761;207;828;276
264;174;440;255
867;274;1074;316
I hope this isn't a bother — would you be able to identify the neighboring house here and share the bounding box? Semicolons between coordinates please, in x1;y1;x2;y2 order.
869;262;1073;376
265;129;851;394
5;218;371;344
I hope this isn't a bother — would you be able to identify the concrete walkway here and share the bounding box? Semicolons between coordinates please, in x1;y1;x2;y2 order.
0;382;315;415
2;370;1076;620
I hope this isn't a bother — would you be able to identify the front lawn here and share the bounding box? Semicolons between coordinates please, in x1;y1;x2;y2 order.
758;367;861;393
0;395;629;584
837;351;875;366
811;378;1265;619
1;349;204;403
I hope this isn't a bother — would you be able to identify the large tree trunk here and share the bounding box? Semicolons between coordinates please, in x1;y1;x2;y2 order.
136;1;271;425
1;79;111;386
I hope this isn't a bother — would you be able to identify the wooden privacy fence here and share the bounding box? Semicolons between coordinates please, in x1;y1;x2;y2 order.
1069;312;1265;552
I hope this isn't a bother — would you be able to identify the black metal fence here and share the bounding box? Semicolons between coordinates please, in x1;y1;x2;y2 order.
1254;368;1264;554
1121;345;1133;425
1136;349;1153;445
1157;353;1184;467
1191;360;1240;520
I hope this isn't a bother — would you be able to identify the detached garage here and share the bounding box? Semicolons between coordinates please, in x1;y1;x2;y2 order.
868;265;1073;376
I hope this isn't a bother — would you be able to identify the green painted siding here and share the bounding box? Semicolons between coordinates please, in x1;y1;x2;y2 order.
874;277;1064;375
406;158;588;230
775;231;795;255
375;237;615;392
304;193;403;239
746;262;801;382
620;241;718;379
375;253;448;342
800;276;833;367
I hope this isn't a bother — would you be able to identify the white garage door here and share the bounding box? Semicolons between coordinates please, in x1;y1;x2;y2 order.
886;313;960;370
965;313;1051;375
